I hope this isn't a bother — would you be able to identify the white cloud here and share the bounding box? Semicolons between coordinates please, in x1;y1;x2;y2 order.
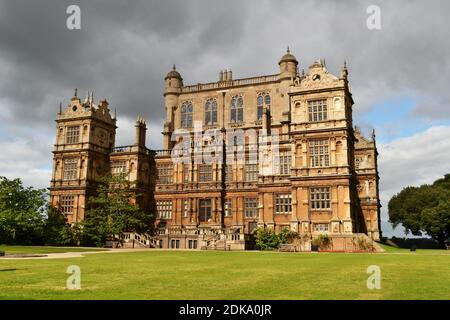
378;125;450;236
115;116;163;150
0;139;52;189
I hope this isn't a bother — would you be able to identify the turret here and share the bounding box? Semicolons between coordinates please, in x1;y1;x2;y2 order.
163;64;182;149
278;47;298;80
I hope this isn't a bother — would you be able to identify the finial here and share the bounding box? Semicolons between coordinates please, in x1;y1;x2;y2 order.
287;46;290;53
74;88;77;97
173;64;176;71
114;108;117;119
91;90;94;103
344;60;347;68
302;69;305;76
59;102;62;114
372;128;376;140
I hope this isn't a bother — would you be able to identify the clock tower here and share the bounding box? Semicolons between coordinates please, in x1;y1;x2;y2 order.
49;90;117;224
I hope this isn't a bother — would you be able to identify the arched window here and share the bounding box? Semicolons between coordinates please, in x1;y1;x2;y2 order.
204;98;217;125
180;101;193;128
231;95;244;123
257;92;271;121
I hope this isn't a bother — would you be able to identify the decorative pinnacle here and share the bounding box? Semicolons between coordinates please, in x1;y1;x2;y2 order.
74;88;78;97
287;46;290;53
173;64;176;70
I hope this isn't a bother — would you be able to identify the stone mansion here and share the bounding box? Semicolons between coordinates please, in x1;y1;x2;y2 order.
49;49;381;249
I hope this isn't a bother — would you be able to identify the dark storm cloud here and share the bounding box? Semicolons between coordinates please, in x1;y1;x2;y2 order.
1;0;450;129
0;0;252;129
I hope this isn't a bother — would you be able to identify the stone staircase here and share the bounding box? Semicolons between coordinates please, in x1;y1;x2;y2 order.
122;232;159;248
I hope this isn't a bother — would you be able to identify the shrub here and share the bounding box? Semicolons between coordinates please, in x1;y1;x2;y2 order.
312;234;332;250
352;236;375;251
253;228;280;250
279;228;300;244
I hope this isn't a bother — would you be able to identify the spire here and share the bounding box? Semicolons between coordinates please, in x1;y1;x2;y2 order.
74;88;77;97
372;128;376;141
90;91;94;103
340;60;349;79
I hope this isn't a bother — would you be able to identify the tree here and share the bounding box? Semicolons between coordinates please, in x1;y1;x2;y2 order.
388;174;450;248
0;176;47;244
43;205;74;246
81;174;151;247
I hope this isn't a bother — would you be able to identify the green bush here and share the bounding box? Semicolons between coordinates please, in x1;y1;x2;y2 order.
253;227;300;250
253;228;280;250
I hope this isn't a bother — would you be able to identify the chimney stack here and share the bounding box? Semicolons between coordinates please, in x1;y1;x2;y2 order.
135;116;147;147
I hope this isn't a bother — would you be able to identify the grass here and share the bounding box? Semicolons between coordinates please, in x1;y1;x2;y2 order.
0;248;449;300
0;245;108;254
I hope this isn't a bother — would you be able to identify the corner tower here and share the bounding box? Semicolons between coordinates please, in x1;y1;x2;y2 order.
163;65;183;149
49;89;117;224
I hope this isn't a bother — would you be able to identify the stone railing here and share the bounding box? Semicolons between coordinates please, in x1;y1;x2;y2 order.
111;145;154;155
181;74;279;93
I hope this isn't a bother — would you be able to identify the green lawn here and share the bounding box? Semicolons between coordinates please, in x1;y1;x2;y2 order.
0;245;108;254
1;249;449;300
376;242;447;254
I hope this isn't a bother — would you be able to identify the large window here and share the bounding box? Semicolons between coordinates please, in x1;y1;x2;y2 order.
231;95;244;123
111;160;127;176
244;197;258;218
199;199;212;222
188;239;197;249
224;199;232;217
170;239;180;249
183;164;190;183
308;99;328;122
198;164;212;182
66;126;80;144
60;195;74;214
182;199;189;218
310;187;331;210
309;140;329;167
245;162;258;182
279;152;291;175
157;164;173;184
257;92;271;121
204;98;218;125
157;200;172;219
225;164;233;182
275;193;292;214
180;101;193;128
63;158;78;180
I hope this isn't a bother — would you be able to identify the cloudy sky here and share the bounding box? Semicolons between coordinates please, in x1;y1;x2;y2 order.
1;0;449;237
